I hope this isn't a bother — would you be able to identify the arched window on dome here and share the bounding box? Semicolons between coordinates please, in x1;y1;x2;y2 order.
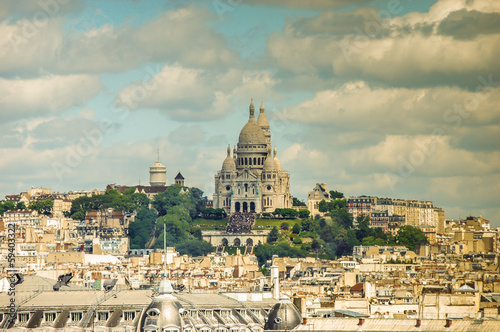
245;158;248;165
257;158;261;165
253;157;256;165
249;158;252;165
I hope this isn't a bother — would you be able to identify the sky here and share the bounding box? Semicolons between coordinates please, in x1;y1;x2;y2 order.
0;0;499;226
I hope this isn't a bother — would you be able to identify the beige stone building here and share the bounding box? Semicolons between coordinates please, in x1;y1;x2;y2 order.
213;101;292;213
307;183;331;217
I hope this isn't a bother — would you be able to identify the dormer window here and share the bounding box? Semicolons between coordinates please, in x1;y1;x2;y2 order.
97;311;109;321
18;313;30;323
44;312;57;322
71;312;83;322
124;311;136;321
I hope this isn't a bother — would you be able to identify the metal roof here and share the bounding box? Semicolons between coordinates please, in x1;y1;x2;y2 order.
294;318;500;331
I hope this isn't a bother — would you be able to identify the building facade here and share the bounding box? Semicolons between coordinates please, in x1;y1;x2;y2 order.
307;183;331;217
213;101;292;214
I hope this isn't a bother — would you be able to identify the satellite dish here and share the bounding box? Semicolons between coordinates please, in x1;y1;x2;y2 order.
53;273;73;291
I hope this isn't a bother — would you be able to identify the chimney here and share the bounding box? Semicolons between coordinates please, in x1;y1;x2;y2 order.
270;265;279;299
302;318;307;325
445;319;452;328
358;318;365;326
415;319;421;327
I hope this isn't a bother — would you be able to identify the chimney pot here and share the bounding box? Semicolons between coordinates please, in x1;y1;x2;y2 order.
415;319;421;327
302;318;307;325
445;319;452;328
358;318;365;326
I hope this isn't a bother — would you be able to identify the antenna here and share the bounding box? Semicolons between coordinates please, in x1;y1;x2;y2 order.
157;148;160;161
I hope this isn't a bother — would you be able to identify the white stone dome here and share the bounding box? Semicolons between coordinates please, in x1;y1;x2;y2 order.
222;155;236;171
239;119;267;145
263;155;277;170
222;145;236;171
150;160;165;169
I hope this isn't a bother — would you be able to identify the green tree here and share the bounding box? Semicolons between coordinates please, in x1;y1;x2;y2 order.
298;209;310;219
274;208;299;219
311;238;321;251
293;197;306;206
192;228;203;240
329;209;353;229
301;219;318;232
292;222;301;234
329;190;345;199
29;200;54;216
396;226;429;251
254;242;308;267
318;200;328;213
129;208;158;249
176;240;214;257
1;201;16;213
280;222;290;230
16;202;27;210
152;186;197;217
267;226;279;244
355;214;371;241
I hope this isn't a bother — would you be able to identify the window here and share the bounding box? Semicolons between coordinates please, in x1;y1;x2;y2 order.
124;311;136;321
71;312;83;322
18;313;29;323
44;312;57;322
97;312;109;321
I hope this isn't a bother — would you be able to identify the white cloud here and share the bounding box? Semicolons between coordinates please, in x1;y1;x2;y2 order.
115;64;279;120
0;75;102;122
0;4;237;76
285;82;500;137
265;0;500;88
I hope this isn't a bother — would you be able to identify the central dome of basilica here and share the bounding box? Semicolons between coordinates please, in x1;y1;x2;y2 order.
238;100;267;145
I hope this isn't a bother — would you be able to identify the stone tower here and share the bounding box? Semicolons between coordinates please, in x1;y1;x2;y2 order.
150;160;167;186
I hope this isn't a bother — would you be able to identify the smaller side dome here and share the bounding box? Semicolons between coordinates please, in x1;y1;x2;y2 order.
263;145;276;171
222;145;236;171
263;156;277;171
264;295;302;330
273;147;282;170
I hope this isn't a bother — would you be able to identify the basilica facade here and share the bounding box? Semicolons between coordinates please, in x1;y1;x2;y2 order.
213;101;292;214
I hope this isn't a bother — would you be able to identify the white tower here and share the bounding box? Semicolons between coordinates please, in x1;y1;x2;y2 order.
150;158;167;186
